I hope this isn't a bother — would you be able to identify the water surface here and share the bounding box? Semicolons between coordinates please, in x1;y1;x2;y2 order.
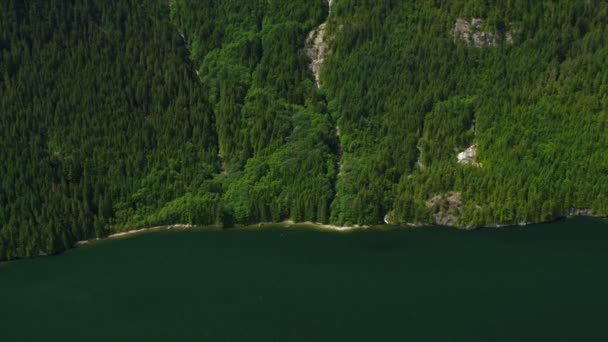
2;218;607;341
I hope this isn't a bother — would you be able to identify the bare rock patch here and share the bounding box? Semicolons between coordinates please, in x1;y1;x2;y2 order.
453;18;514;48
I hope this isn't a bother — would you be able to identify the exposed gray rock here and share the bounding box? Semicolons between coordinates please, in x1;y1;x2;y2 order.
306;0;333;87
426;192;464;226
307;24;328;87
566;208;598;217
457;144;479;166
453;18;514;48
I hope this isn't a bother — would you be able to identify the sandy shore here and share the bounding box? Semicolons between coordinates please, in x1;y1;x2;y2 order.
74;221;370;247
249;220;369;232
74;224;195;246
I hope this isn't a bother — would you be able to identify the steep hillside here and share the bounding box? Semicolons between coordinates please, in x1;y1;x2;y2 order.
0;0;334;259
323;0;608;227
0;0;218;258
168;0;336;225
1;0;608;260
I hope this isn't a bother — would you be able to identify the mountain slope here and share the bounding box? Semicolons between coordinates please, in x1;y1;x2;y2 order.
1;0;608;260
323;0;608;226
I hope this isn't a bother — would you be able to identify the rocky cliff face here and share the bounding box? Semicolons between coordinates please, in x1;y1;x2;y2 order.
453;18;513;48
307;0;333;87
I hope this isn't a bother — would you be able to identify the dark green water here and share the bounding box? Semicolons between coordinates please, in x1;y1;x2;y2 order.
2;217;608;341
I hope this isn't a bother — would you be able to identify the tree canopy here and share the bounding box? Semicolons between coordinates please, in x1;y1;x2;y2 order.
1;0;607;260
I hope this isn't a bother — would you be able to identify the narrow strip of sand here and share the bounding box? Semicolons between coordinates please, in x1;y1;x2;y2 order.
74;221;369;247
75;224;195;246
254;220;369;232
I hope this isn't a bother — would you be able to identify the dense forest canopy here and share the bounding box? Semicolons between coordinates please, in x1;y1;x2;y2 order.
324;0;608;226
1;0;607;260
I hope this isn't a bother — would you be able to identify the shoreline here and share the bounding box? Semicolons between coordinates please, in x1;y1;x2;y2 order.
480;211;602;229
73;220;371;248
398;217;604;231
74;224;199;246
48;213;608;247
244;220;370;232
3;220;376;264
2;214;605;265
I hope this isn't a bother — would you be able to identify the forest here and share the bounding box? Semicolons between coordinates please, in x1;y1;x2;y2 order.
1;0;607;260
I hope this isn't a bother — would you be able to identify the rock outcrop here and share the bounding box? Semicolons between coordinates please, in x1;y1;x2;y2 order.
307;0;333;87
453;18;513;48
566;208;598;217
426;192;464;227
457;144;479;166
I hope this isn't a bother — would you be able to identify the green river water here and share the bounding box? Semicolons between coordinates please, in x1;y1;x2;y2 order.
1;217;608;341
